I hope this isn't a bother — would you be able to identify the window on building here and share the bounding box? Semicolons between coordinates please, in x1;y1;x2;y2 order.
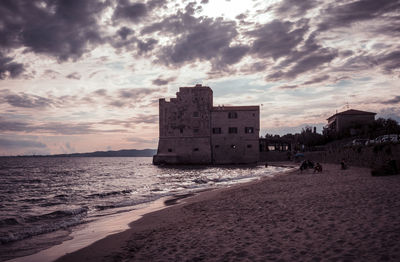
215;145;220;148
245;127;254;134
231;144;237;149
212;127;222;134
193;148;199;152
168;148;173;152
193;128;199;133
180;128;183;133
247;144;252;148
193;111;199;117
228;112;238;119
228;127;238;134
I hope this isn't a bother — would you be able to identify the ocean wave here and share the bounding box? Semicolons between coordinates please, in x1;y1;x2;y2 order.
0;215;87;244
9;179;42;184
54;194;69;199
193;178;208;184
39;202;62;207
87;189;132;199
19;197;47;203
95;196;160;211
25;207;88;223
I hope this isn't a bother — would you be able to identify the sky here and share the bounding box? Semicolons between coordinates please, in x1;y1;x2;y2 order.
0;0;399;156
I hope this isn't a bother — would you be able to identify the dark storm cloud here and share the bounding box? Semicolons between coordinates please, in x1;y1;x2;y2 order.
141;3;247;69
0;118;30;132
382;96;400;105
147;0;167;10
0;52;24;79
112;0;166;23
335;54;377;72
213;45;250;69
158;18;241;67
303;75;330;85
378;51;400;74
111;28;157;54
247;20;307;60
66;72;81;80
274;0;317;17
284;51;337;79
0;0;107;62
334;50;400;74
117;88;161;99
113;1;147;23
0;116;125;135
117;26;134;40
2;87;163;110
318;0;400;31
152;76;176;86
0;138;47;148
137;38;158;54
107;87;164;108
1;93;54;108
240;61;268;74
247;19;338;80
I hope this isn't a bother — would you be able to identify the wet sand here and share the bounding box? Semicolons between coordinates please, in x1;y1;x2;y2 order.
57;163;400;261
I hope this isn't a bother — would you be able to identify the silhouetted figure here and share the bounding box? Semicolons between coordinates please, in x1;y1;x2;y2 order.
307;160;314;169
314;163;322;173
300;160;308;172
340;159;347;170
286;151;291;161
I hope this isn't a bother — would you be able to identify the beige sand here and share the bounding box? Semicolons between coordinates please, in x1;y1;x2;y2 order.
56;163;400;261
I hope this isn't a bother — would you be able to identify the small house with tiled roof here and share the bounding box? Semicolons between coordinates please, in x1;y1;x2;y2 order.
324;109;376;135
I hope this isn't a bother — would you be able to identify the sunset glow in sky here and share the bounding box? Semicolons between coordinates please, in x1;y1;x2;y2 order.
1;0;399;155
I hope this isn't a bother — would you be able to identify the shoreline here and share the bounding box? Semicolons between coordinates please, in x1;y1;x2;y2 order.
55;162;400;261
53;163;295;261
7;198;170;262
7;163;294;262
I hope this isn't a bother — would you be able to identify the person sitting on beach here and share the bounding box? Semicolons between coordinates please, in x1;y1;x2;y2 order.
300;160;308;172
307;160;314;169
314;163;322;173
340;159;347;170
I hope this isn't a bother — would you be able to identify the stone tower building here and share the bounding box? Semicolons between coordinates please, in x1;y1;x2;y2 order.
153;84;259;165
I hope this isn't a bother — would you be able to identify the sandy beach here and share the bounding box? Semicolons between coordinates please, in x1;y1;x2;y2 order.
56;163;400;262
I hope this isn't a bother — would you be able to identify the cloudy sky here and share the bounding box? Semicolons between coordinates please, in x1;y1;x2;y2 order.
0;0;399;155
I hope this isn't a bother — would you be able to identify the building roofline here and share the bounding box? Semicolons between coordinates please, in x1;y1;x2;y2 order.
327;109;376;120
212;106;259;111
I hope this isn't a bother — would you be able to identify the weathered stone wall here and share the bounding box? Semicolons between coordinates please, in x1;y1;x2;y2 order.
155;85;213;164
156;137;212;164
304;143;400;168
159;86;213;138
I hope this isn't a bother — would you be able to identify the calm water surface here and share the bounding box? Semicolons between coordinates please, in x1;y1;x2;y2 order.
0;157;289;261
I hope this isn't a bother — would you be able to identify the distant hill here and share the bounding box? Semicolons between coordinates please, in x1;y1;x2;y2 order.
9;149;157;158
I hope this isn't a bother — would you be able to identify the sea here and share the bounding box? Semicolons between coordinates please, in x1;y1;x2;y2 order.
0;157;291;261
